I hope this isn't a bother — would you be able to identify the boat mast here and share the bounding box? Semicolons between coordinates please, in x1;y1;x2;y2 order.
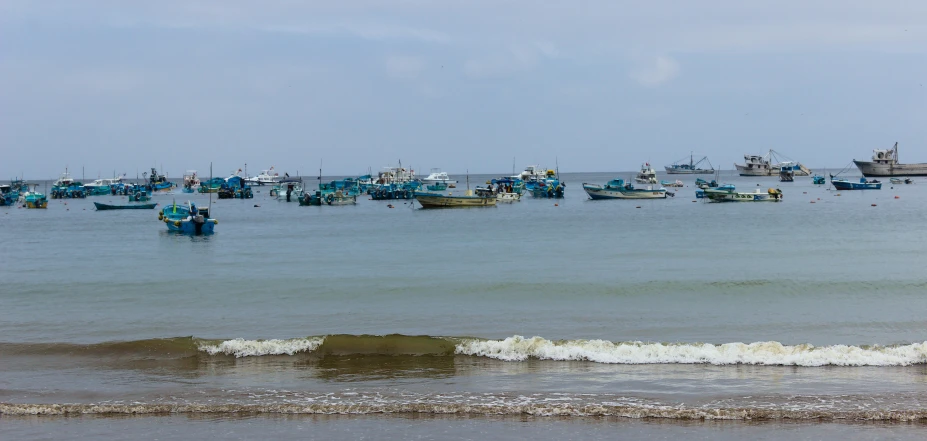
209;162;212;214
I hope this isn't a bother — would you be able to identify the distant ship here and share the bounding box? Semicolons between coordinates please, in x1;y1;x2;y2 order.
734;150;811;177
853;142;927;177
664;153;714;174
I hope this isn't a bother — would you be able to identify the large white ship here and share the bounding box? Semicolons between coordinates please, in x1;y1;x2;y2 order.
734;150;811;177
853;142;927;177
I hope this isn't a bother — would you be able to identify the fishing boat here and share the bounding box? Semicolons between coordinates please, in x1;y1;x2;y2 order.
421;169;457;185
475;187;521;202
415;191;497;208
490;177;525;196
695;178;719;189
182;170;199;193
272;178;304;202
197;177;224;194
830;175;882;190
323;190;357;205
84;177;124;196
635;163;657;184
245;167;281;186
94;202;157;210
21;184;48;208
735;150;811;177
665;154;715;174
582;179;668;200
128;189;151;202
426;182;448;191
703;185;783;202
157;201;217;234
50;170;85;199
812;175;826;185
854;142;927;177
147;168;175;192
375;165;416;185
779;163;795;182
660;179;684;188
218;176;253;199
526;169;565;198
0;184;15;206
511;165;547;181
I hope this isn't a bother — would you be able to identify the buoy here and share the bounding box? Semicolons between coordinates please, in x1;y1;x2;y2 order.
254;204;260;207
871;204;877;207
554;203;559;206
803;192;807;194
894;196;900;199
817;198;820;200
635;206;641;208
810;201;815;203
692;200;697;202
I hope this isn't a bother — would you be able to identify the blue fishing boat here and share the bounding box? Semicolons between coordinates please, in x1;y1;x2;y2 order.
491;178;525;195
1;184;17;206
526;170;565;198
830;175;881;190
147;168;175;192
22;184;48;209
218;176;253;199
426;182;448;191
128;189;151;202
812;175;826;185
583;179;668;200
695;178;719;189
198;177;224;193
158;201;217;234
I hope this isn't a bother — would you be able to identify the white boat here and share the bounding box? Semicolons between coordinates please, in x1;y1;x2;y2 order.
664;154;715;174
853;142;927;177
582;179;668;199
497;192;521;202
84;177;123;192
421;169;457;185
183;170;200;187
245;167;281;186
735;150;811;177
511;165;547;181
273;179;304;202
634;163;657;184
52;170;75;188
376;166;416;184
703;185;783;202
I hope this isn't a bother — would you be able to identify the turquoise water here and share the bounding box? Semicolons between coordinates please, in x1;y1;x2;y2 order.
2;172;926;436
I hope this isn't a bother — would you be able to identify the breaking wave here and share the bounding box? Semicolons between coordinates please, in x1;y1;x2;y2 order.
3;402;927;421
3;335;927;366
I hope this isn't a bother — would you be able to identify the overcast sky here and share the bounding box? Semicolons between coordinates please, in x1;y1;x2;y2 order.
2;0;926;178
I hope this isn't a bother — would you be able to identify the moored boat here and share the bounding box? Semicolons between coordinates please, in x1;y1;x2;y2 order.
703;185;783;202
272;178;304;202
94;202;157;210
735;150;811;177
421;169;457;185
158;201;217;234
853;142;927;177
415;191;497;208
21;184;48;208
147;168;175;192
426;183;448;191
582;179;667;200
779;163;795;182
660;179;684;188
665;154;715;174
245;167;281;186
635;163;657;184
830;175;881;190
0;184;15;206
812;175;826;185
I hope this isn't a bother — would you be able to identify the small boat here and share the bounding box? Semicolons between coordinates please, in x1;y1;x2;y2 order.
695;178;719;189
582;179;667;200
890;178;903;184
129;189;151;202
182;170;199;193
736;150;811;176
660;180;684;188
665;154;715;174
323;190;357;206
421;169;457;185
812;175;826;185
779;164;795;182
0;184;16;206
415;191;497;208
527;170;565;199
695;189;705;199
272;178;304;202
511;165;547;181
905;178;914;184
703;185;783;202
158;201;217;234
634;163;658;184
426;183;448;191
245;167;281;186
147;168;175;192
830;175;881;190
94;202;157;210
21;184;48;208
198;177;225;193
475;187;521;202
218;176;254;199
84;177;124;196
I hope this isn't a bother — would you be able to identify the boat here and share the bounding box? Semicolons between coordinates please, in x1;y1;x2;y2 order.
511;165;547;181
323;190;357;205
703;185;783;202
182;170;199;193
582;179;668;200
21;184;48;208
415;191;497;208
421;169;457;185
375;165;416;185
218;176;253;199
830;175;881;190
526;169;565;198
779;163;795;182
272;178;304;202
245;167;281;186
906;178;914;184
890;178;903;185
695;178;718;189
94;202;157;210
198;177;224;193
660;180;684;187
635;163;657;184
128;189;151;202
426;183;448;191
812;175;826;185
853;142;927;177
475;186;521;202
84;177;124;196
735;150;812;176
50;170;85;199
490;177;525;197
158;201;217;234
0;184;15;206
147;168;174;192
665;154;715;174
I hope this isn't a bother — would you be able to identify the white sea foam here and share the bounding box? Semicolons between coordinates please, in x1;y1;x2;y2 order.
454;336;927;366
198;337;325;357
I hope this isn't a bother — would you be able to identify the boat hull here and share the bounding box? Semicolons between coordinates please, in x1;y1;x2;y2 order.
94;202;157;210
831;181;881;190
853;160;927;177
703;189;782;202
24;200;48;209
664;167;713;175
415;193;497;208
582;184;667;200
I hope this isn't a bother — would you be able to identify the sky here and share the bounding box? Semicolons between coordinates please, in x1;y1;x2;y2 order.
2;0;927;178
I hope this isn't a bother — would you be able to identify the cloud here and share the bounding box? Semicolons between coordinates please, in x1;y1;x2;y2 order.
385;55;426;79
628;56;680;87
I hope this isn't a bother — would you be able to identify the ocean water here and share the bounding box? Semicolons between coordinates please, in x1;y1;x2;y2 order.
2;171;926;438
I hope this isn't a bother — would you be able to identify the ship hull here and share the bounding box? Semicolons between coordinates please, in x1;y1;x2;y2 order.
853;161;927;177
664;167;713;175
582;184;667;200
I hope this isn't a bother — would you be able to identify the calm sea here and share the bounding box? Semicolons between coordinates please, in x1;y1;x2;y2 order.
2;171;926;439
